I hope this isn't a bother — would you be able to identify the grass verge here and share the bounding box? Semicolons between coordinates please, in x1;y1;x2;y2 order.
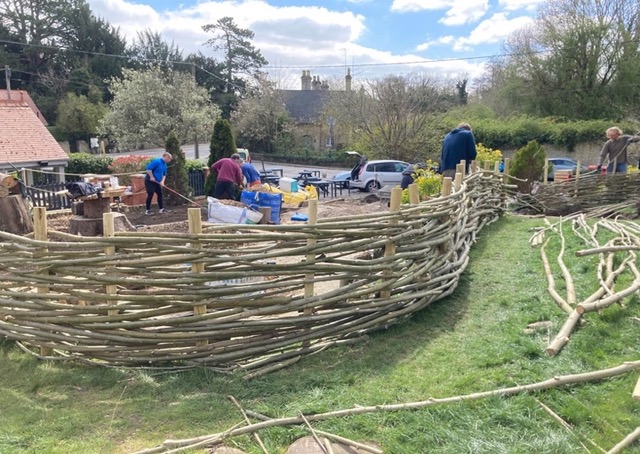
1;214;639;453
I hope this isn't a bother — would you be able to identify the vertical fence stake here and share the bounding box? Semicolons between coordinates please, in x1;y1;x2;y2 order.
103;213;118;317
188;208;207;347
441;177;453;197
543;159;549;184
381;188;402;301
408;183;419;204
304;199;318;317
34;207;52;356
454;172;463;191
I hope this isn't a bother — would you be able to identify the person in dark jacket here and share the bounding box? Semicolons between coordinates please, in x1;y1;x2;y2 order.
440;123;477;178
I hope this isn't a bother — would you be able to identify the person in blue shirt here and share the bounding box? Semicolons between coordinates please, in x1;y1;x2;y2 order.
240;160;262;190
144;152;172;215
440;123;477;178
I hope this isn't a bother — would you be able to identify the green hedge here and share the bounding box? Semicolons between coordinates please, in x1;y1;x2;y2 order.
251;150;354;168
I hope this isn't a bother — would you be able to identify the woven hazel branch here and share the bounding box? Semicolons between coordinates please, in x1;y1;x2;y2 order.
0;173;506;371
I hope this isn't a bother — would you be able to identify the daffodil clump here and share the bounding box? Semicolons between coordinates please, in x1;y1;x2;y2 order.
476;143;503;170
401;159;443;203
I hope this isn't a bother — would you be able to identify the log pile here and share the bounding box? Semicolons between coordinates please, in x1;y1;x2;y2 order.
0;170;506;373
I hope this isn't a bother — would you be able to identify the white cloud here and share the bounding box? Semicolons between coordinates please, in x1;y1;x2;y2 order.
86;0;488;84
391;0;489;25
452;13;533;51
415;35;455;51
498;0;544;11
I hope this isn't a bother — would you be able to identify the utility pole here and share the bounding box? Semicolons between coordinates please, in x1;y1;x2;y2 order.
4;66;11;99
192;63;200;160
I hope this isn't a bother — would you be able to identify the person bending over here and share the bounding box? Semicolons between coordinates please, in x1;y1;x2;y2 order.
211;153;243;200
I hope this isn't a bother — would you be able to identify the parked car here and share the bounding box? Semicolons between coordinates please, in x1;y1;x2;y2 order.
332;171;351;189
237;148;251;163
547;157;589;181
345;151;410;192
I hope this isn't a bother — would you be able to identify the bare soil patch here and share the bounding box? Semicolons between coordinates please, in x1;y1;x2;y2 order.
46;195;389;234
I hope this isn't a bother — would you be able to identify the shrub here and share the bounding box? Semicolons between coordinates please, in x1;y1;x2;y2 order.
164;131;191;204
509;140;547;193
66;153;113;180
401;163;443;203
108;155;153;186
476;144;503;169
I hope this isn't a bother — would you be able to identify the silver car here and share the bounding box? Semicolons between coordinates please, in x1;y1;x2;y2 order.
346;151;409;192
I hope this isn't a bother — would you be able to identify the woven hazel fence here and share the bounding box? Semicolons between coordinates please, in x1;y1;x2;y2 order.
0;167;507;375
523;172;640;216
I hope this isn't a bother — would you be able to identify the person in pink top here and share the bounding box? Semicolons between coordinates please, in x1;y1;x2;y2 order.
211;153;244;200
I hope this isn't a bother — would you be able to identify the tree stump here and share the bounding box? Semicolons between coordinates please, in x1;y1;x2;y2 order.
0;194;34;235
83;197;111;218
69;212;136;236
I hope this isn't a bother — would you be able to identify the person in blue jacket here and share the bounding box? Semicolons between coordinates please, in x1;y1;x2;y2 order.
440;123;477;178
144;152;172;215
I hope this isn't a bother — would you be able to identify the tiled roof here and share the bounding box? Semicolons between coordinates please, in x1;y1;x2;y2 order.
0;89;48;125
281;90;332;123
0;91;68;167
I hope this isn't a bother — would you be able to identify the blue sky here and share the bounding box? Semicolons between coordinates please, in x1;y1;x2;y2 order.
87;0;543;88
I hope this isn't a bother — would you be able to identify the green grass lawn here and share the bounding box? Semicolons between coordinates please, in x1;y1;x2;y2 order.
1;214;639;453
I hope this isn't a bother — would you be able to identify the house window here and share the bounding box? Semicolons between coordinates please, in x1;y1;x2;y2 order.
325;136;332;148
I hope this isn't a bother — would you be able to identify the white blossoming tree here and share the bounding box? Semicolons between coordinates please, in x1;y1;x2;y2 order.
101;67;220;148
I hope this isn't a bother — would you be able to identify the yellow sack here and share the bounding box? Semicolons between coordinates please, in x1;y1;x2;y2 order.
305;185;318;200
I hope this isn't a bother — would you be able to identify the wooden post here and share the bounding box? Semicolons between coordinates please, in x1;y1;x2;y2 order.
441;177;453;197
458;161;466;177
454;172;463;191
484;160;491;171
574;160;581;198
543;159;549;184
381;188;402;301
103;213;119;317
469;160;477;174
34;207;52;356
188;208;207;346
504;158;510;176
493;161;500;173
304;199;319;317
408;183;419;204
633;376;640;401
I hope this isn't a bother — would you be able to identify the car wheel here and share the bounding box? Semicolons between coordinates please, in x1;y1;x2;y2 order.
365;180;380;192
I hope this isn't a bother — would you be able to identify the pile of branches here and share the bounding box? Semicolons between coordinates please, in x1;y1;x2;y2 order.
530;214;640;356
0;172;505;375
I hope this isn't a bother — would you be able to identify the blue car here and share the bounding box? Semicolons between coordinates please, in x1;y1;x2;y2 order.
547;158;589;181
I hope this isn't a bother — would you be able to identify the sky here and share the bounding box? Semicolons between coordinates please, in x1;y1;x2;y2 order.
86;0;545;88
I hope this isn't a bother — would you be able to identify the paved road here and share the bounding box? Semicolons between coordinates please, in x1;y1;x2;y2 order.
112;144;351;180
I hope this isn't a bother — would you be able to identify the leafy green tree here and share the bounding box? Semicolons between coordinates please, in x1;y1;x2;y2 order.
128;29;184;71
481;0;640;120
101;67;220;148
202;16;268;117
509;140;547;193
56;93;107;152
163;130;190;205
231;76;292;154
205;119;236;196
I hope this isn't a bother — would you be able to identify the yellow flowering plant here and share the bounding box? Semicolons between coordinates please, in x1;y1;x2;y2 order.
476;143;503;170
400;160;443;203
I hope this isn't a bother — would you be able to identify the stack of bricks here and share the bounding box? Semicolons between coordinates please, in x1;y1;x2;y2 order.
121;174;147;206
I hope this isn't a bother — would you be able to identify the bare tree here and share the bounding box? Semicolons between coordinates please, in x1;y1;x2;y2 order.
329;73;452;161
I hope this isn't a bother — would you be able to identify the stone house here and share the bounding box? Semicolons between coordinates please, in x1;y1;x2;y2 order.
280;69;353;152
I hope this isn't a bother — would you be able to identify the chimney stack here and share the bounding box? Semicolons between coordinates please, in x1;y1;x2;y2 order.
301;70;312;90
